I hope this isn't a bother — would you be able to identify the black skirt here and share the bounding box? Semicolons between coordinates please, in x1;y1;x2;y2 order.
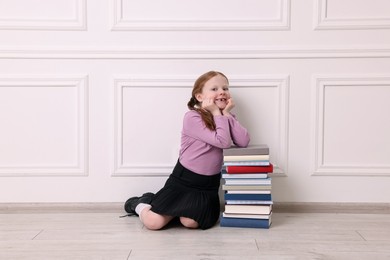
150;160;221;230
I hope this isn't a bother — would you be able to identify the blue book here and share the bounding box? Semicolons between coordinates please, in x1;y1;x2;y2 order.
220;216;271;229
224;193;272;201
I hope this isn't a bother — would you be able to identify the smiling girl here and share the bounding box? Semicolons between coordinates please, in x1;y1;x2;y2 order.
124;71;250;230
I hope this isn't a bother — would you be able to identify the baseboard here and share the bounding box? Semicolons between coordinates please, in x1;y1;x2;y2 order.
273;202;390;214
1;202;390;214
0;203;123;214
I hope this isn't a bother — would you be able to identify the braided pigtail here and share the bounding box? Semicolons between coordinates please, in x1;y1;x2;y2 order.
187;97;198;110
187;96;216;131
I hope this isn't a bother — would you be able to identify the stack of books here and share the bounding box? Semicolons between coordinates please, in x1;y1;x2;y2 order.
220;145;273;229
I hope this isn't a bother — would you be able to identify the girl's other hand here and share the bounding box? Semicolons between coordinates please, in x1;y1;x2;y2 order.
202;98;221;115
222;97;235;116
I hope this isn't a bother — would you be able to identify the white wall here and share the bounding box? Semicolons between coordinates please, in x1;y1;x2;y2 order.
0;0;389;203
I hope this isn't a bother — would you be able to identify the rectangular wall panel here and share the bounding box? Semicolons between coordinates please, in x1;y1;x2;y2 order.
314;0;390;29
311;75;390;176
0;75;88;176
111;0;290;30
0;0;86;30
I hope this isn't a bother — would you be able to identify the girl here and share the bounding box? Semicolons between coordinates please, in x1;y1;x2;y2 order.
124;71;250;230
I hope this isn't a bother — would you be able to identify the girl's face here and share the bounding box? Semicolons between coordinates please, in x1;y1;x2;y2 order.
195;74;231;110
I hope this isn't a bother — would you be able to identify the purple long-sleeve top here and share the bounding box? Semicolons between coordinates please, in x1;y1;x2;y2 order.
179;110;250;176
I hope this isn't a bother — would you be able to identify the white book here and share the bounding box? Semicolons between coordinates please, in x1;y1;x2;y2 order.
226;190;271;194
222;212;272;220
224;154;270;161
224;161;270;166
222;173;268;179
224;204;272;215
224;178;271;185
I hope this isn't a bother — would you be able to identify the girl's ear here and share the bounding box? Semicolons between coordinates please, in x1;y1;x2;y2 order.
195;93;203;102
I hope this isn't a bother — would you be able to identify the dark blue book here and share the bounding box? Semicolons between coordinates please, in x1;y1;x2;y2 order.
220;216;271;229
224;193;272;201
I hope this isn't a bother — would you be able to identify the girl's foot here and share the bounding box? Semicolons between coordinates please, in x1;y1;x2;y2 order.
124;192;154;216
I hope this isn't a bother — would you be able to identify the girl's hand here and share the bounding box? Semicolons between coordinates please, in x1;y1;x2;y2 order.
222;97;235;116
202;98;221;115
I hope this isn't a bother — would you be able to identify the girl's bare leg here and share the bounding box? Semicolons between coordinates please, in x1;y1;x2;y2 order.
179;217;199;229
140;208;174;230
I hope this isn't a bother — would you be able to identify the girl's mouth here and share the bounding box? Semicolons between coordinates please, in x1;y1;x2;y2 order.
215;98;227;102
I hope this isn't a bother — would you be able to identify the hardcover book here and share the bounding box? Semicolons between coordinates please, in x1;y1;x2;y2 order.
224;178;271;185
223;154;270;162
224;193;272;201
222;173;268;179
225;200;273;205
224;204;272;215
220;216;271;229
222;185;271;191
226;190;271;194
224;161;270;166
225;164;273;173
222;212;272;220
223;145;269;156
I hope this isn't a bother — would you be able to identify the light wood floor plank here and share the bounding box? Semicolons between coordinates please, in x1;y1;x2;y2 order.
0;240;131;260
0;229;42;240
1;212;390;259
357;230;390;241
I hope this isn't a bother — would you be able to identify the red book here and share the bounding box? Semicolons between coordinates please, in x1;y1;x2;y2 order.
225;164;273;174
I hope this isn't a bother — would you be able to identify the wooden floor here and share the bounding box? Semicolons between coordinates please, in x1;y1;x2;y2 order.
1;210;390;260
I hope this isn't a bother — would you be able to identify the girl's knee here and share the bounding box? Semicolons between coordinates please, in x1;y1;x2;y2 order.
143;218;165;230
179;217;199;229
142;213;172;230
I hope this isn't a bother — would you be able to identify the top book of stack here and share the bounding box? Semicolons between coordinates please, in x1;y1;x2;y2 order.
223;145;269;156
223;145;270;166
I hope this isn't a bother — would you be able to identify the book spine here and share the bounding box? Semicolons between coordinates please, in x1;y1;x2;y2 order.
223;155;270;161
223;146;269;156
220;217;270;229
226;190;271;194
224;178;272;185
224;204;272;214
224;161;270;166
222;173;269;179
223;212;272;219
224;193;272;201
225;164;273;173
222;185;272;191
225;200;273;205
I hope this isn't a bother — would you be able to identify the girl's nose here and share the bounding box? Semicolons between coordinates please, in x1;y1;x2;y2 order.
218;88;226;94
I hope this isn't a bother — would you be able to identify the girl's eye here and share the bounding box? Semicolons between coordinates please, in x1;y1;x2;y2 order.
223;87;229;91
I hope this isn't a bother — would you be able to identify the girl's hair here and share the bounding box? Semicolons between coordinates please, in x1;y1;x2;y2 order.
187;71;229;131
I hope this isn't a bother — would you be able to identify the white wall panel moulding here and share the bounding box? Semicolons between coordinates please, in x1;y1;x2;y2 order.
112;76;194;177
110;0;290;31
0;75;88;176
311;75;390;176
112;75;289;177
1;46;390;59
0;0;87;30
314;0;390;30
